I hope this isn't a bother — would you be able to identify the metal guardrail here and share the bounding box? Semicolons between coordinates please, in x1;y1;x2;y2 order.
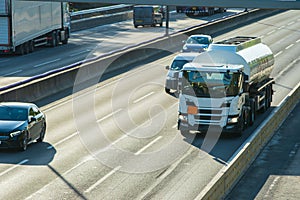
70;4;133;20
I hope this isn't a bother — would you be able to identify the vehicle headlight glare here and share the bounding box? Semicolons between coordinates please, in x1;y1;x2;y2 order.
228;117;238;124
10;130;23;137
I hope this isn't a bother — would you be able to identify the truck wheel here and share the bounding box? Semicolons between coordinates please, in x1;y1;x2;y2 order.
249;101;256;126
24;42;30;54
62;32;69;45
29;40;34;52
236;112;245;136
16;44;25;55
50;31;58;47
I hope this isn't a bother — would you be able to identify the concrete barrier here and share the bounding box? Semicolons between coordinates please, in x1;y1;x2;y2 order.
0;9;281;103
71;11;133;31
196;82;300;200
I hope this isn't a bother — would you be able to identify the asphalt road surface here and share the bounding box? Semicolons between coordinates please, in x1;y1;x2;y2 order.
0;10;299;200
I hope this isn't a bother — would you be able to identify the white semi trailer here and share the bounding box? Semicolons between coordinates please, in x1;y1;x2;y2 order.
0;0;70;55
177;36;274;135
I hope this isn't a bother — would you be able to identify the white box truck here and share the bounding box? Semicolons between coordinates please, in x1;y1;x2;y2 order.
177;36;274;136
0;0;70;55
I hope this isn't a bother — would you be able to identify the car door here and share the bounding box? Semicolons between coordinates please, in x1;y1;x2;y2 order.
28;106;42;140
31;106;44;140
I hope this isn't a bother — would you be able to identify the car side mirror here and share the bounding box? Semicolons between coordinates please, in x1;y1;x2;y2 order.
30;116;37;123
165;66;170;70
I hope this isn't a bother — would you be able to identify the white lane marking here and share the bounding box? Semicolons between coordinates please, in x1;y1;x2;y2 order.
0;159;28;177
69;50;91;57
25;157;93;200
274;51;282;57
97;108;122;123
135;136;162;155
133;92;155;104
277;26;285;30
296;39;300;43
47;132;78;149
84;166;121;193
137;147;194;200
285;44;294;50
3;70;22;76
287;21;295;26
33;58;61;68
274;57;300;79
267;30;275;35
0;59;9;63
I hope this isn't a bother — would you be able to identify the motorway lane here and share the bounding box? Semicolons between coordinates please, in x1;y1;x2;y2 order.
0;10;299;200
0;9;246;87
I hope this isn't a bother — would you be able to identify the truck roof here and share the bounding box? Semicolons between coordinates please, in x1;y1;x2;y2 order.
182;62;244;73
209;36;262;52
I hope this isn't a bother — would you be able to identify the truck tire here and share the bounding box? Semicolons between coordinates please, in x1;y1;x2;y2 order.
24;42;30;54
50;31;58;47
249;101;256;126
61;31;69;45
29;40;34;52
16;44;25;55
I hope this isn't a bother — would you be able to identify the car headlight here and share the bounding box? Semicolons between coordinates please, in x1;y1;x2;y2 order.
182;46;187;50
10;130;23;137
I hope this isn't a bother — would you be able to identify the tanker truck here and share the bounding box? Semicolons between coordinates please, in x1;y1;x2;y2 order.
0;0;70;55
177;36;274;136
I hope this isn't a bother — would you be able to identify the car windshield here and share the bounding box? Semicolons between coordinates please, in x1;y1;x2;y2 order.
0;106;28;121
181;71;242;97
170;60;190;70
186;37;209;45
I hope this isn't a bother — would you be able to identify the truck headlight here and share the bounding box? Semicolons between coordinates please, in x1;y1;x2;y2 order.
227;116;239;124
179;115;188;122
10;130;23;137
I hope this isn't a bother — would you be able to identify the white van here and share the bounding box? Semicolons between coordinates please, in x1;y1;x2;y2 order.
165;52;200;93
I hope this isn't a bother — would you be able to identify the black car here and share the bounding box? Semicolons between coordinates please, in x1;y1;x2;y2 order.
0;102;46;151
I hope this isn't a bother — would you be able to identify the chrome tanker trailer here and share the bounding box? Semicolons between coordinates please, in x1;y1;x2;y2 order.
177;36;274;135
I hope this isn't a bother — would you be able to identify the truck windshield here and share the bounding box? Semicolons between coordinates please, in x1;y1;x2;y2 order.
181;71;241;97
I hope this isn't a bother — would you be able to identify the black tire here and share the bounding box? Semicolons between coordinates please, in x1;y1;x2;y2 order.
16;44;25;55
37;124;46;142
61;31;69;45
165;87;171;94
24;42;30;54
50;31;58;47
236;112;245;137
160;22;163;27
249;100;256;126
20;133;28;151
29;40;34;52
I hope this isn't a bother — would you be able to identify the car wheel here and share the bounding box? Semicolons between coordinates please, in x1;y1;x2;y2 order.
20;134;28;151
37;124;46;142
